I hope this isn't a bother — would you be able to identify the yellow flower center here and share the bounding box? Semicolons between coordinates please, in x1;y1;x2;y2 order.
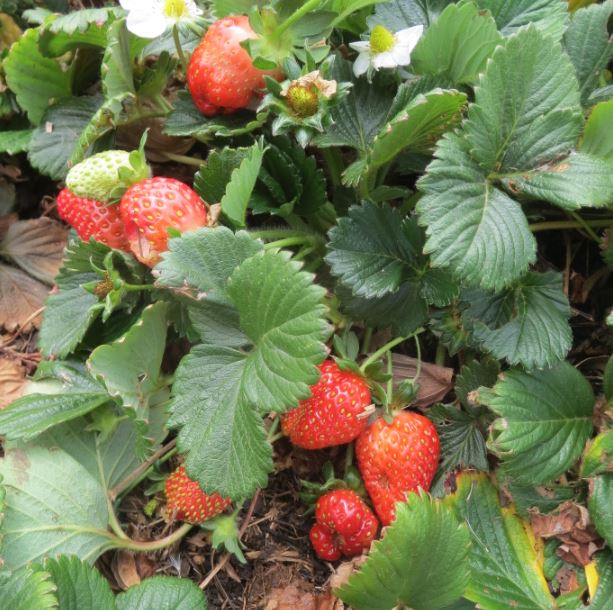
369;25;395;54
164;0;188;18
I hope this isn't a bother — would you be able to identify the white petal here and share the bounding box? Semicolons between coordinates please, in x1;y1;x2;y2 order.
372;51;397;69
395;24;424;51
184;0;204;17
349;40;371;52
353;53;371;77
126;10;167;38
119;0;139;9
390;44;411;66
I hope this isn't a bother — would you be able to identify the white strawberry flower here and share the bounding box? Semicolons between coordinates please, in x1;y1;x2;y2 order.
120;0;203;39
350;24;424;78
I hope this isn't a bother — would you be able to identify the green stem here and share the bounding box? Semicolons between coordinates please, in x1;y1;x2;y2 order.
162;152;203;167
249;228;324;247
172;24;188;72
264;236;315;250
115;523;193;552
361;327;373;355
413;334;422;384
123;283;156;292
386;350;393;404
569;211;601;242
275;0;322;36
360;335;409;373
530;218;613;233
108;501;129;540
344;443;354;478
267;417;280;442
321;148;343;188
435;342;446;367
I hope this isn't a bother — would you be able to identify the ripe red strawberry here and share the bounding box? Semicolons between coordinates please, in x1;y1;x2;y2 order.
187;15;283;116
356;411;440;525
165;465;231;524
309;489;378;561
281;360;372;449
119;177;208;267
56;188;130;251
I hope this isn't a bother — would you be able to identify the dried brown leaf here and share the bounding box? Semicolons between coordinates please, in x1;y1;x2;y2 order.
329;556;368;592
531;501;604;566
112;551;141;590
391;353;454;407
555;566;580;595
1;218;68;284
264;582;341;610
0;263;48;331
0;357;26;408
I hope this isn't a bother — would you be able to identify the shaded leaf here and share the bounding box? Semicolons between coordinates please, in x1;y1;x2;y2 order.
465;271;572;369
338;491;470;610
589;475;613;548
581;99;613;162
368;0;453;29
484;362;594;485
582;430;613;478
0;218;68;284
0;129;32;155
194;148;249;204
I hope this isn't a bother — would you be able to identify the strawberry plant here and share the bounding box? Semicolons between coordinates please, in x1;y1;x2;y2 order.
0;0;612;608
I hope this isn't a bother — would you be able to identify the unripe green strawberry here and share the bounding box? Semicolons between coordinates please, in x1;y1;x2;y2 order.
66;149;151;203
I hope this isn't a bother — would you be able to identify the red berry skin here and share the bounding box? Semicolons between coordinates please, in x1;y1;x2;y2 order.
165;466;232;524
56;188;130;251
187;16;283;116
309;490;378;561
281;360;372;449
356;411;440;526
119;177;208;267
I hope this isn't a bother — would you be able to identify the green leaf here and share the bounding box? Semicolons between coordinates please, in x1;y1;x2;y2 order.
220;141;266;228
0;446;113;572
503;478;577;517
428;404;488;495
589;475;613;547
454;358;500;409
326;203;422;299
316;60;393;152
581;99;613;162
605;355;613;401
477;0;569;39
564;1;613;105
502;152;613;209
465;27;582;173
38;555;115;610
484;361;594;485
445;471;556;610
582;430;613;477
164;92;268;139
367;88;467;171
88;303;167;425
578;550;613;609
0;567;57;610
336;279;429;336
417;132;536;290
0;392;110;442
101;19;135;99
169;249;329;499
411;3;502;85
29;96;103;180
338;491;469;610
116;576;207;610
368;0;453;29
38;239;113;358
3;27;72;125
194;148;249;204
0;129;32;155
465;271;572;369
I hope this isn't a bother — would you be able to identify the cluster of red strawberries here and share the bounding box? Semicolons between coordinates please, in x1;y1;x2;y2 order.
282;360;440;560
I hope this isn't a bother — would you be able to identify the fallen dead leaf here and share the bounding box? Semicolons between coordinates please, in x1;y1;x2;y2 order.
391;353;454;407
555;566;580;595
0;263;48;331
0;213;17;239
329;555;368;592
112;551;141;590
264;582;341;610
531;501;604;566
1;217;68;284
0;357;26;408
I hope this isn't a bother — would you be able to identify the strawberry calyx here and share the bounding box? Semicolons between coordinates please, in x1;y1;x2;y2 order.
200;508;246;564
300;461;367;512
